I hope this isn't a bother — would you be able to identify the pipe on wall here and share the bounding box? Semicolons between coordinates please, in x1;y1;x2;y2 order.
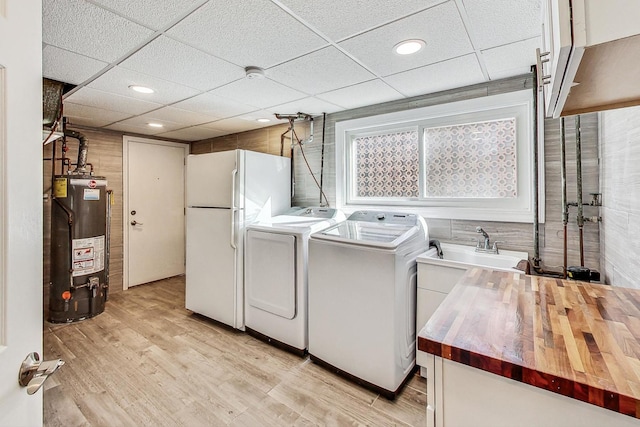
560;117;568;277
64;129;89;173
575;115;585;267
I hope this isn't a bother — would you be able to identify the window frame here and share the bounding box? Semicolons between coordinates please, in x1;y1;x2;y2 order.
335;90;543;223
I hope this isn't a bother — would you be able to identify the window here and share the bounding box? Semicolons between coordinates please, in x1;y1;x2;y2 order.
336;90;540;222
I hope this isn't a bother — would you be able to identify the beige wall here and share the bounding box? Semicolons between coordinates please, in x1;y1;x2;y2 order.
195;75;601;272
600;105;640;288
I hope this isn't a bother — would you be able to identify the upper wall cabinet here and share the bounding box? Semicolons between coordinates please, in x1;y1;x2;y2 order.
539;0;640;118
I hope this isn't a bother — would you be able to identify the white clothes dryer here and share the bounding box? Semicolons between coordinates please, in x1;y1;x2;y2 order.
244;207;345;355
307;210;428;398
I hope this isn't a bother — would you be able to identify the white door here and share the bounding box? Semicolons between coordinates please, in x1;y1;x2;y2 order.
0;1;44;425
124;136;188;288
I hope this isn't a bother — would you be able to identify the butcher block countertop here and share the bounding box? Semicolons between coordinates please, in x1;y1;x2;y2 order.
417;267;640;419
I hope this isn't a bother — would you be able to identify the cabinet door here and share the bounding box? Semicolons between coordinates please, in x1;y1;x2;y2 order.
541;0;573;117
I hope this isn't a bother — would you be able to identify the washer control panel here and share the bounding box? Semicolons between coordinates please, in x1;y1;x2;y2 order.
347;210;419;225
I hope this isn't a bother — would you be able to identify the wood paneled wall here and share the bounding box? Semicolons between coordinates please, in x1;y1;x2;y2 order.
194;75;601;272
600;106;640;288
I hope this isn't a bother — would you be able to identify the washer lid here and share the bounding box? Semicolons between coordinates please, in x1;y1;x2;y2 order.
248;207;346;233
311;220;418;249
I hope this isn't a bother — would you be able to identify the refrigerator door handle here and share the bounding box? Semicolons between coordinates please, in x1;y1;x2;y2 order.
231;168;238;210
230;168;238;249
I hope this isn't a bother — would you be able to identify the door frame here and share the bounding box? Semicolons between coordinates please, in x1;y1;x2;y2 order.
122;135;189;290
0;0;43;422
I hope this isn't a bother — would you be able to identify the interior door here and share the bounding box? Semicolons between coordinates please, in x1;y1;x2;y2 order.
124;136;188;288
0;1;44;424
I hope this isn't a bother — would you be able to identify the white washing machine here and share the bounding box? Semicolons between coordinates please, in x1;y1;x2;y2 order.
307;210;428;399
244;207;345;355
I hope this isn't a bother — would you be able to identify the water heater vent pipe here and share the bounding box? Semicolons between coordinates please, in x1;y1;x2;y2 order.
64;129;89;173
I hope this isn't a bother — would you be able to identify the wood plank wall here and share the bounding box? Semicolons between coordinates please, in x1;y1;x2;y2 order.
600;105;640;288
193;75;601;272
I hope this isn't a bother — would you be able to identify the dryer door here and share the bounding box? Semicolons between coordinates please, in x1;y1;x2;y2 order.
246;230;296;319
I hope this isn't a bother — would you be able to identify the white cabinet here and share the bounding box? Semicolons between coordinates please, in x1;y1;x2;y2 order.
416;262;465;335
540;0;640;118
425;354;639;427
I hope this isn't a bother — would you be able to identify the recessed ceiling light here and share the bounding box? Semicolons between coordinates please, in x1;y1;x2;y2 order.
147;123;163;128
257;118;271;123
393;39;426;55
129;85;154;94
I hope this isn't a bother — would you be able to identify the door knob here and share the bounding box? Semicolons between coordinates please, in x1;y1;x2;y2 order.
130;220;144;226
18;352;64;395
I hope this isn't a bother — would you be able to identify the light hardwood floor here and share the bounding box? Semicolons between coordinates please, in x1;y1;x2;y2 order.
43;276;427;426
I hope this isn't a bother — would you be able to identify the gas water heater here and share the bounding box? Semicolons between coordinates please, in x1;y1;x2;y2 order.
49;129;110;323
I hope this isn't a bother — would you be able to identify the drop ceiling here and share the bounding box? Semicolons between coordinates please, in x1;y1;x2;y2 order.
43;0;542;142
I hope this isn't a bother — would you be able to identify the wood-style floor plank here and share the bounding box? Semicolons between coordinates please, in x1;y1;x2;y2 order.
44;276;426;426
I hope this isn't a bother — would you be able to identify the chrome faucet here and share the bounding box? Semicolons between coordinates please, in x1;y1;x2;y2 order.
476;226;490;250
429;239;443;259
475;227;502;254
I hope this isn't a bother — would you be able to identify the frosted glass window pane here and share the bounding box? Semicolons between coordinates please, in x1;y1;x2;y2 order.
423;118;517;198
354;130;419;198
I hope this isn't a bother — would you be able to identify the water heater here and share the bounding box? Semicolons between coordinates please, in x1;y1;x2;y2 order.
49;130;109;323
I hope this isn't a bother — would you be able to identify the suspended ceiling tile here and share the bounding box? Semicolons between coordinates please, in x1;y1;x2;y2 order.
157;126;229;142
268;96;344;116
317;79;404;110
482;37;541;80
385;54;485;97
65;87;163;116
42;45;108;85
112;115;185;132
131;106;220;127
119;36;245;91
105;122;169;136
277;0;447;41
210;78;307;110
204;111;276;133
43;0;154;62
87;66;200;105
337;2;473;77
87;0;207;30
172;92;256;118
166;0;327;69
63;102;132;127
461;0;541;49
268;47;375;95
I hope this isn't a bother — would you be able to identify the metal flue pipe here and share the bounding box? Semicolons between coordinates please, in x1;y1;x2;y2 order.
64;129;89;173
575;115;585;267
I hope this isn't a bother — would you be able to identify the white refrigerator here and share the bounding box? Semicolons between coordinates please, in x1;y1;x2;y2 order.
185;149;291;329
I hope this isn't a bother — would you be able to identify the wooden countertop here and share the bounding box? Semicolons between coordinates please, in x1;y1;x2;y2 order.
417;268;640;419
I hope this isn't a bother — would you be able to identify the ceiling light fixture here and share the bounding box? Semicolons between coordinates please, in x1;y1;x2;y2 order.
257;118;271;123
147;122;163;128
393;39;426;55
245;66;265;79
129;85;154;94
